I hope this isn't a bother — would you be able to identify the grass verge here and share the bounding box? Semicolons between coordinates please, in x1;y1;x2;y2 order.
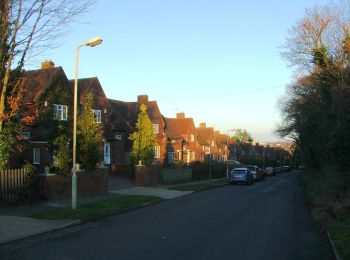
326;216;350;259
299;169;350;259
31;195;161;221
168;179;227;191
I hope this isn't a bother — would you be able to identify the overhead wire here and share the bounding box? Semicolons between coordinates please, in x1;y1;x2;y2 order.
157;85;285;103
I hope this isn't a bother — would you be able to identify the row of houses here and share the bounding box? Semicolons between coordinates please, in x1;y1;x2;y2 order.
12;61;231;173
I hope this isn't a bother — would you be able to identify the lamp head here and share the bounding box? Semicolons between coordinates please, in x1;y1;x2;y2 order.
86;37;103;47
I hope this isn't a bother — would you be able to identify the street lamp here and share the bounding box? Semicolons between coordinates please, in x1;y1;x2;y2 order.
72;36;103;209
226;129;237;180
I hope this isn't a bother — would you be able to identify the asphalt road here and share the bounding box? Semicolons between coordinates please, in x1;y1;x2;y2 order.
0;171;333;260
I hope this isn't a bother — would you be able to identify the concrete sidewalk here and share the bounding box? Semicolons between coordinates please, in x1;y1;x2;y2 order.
0;216;81;245
0;177;224;245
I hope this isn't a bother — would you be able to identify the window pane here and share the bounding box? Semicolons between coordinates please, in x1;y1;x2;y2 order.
33;148;40;164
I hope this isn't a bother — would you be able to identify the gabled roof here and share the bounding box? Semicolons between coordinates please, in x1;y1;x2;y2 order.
71;77;109;107
21;67;69;121
70;77;130;134
164;117;182;139
197;126;215;143
165;117;196;139
108;98;164;130
22;67;67;105
197;135;209;146
107;99;132;131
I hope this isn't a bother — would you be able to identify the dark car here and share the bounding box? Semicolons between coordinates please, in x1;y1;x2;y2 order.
246;165;264;180
229;168;254;185
264;167;275;176
274;166;282;174
282;166;291;172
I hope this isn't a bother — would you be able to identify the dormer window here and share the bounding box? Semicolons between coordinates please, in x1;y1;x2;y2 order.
53;104;68;121
92;109;101;123
152;124;159;134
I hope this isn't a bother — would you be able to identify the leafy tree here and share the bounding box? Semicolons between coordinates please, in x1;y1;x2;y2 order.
0;0;95;131
53;135;70;174
0;127;15;169
232;129;253;143
278;2;350;169
129;104;156;166
77;93;102;171
0;0;94;169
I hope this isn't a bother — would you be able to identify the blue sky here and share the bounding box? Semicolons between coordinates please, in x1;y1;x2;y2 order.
26;0;331;142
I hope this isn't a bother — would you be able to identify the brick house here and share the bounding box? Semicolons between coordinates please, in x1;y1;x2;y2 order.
17;61;73;173
108;95;167;164
215;131;228;162
164;113;199;164
196;123;219;162
71;77;130;166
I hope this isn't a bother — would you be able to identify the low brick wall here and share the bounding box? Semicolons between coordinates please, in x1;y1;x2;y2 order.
135;166;156;186
159;168;192;184
38;170;107;200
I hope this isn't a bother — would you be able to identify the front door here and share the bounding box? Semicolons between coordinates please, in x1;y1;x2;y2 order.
104;141;111;165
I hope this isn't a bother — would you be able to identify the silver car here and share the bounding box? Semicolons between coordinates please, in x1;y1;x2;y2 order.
246;165;264;181
229;168;254;185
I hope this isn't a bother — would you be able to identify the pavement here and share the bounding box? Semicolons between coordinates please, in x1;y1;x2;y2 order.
0;175;216;245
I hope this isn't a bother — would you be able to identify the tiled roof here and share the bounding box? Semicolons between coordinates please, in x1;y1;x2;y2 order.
165;117;196;138
197;126;215;143
108;99;163;130
197;135;209;146
164;118;183;139
22;67;65;105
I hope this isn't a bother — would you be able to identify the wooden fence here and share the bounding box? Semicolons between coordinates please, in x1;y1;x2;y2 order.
0;168;29;207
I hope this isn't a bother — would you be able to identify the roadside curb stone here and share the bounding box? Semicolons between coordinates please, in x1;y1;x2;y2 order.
327;232;343;260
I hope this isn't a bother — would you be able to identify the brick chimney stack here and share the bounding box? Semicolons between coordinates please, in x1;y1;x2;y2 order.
200;122;206;128
41;60;55;69
176;112;185;119
137;95;148;104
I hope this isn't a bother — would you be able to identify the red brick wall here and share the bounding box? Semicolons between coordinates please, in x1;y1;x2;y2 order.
38;170;107;200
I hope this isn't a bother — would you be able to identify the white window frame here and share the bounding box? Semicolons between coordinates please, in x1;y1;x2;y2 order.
152;124;159;134
33;147;40;165
20;131;30;140
92;109;101;123
190;134;194;142
154;145;160;158
53;104;68;121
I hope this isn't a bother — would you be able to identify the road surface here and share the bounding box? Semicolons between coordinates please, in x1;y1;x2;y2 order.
0;171;333;260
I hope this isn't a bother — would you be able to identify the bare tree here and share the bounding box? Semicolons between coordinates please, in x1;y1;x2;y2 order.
0;0;95;131
281;4;350;73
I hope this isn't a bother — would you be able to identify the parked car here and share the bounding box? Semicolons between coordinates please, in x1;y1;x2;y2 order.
246;165;264;180
282;166;291;172
229;168;254;185
264;167;275;176
274;166;282;174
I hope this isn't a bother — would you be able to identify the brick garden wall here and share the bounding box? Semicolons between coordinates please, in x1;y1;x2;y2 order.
38;170;107;200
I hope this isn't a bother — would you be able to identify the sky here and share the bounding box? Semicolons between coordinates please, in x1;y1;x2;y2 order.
26;0;331;142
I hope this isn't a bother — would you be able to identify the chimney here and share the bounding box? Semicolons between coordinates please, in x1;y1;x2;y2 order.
200;122;206;128
41;60;55;69
137;95;148;104
176;112;185;119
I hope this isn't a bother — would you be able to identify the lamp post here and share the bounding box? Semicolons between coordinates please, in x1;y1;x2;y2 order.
226;129;237;180
72;37;103;209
